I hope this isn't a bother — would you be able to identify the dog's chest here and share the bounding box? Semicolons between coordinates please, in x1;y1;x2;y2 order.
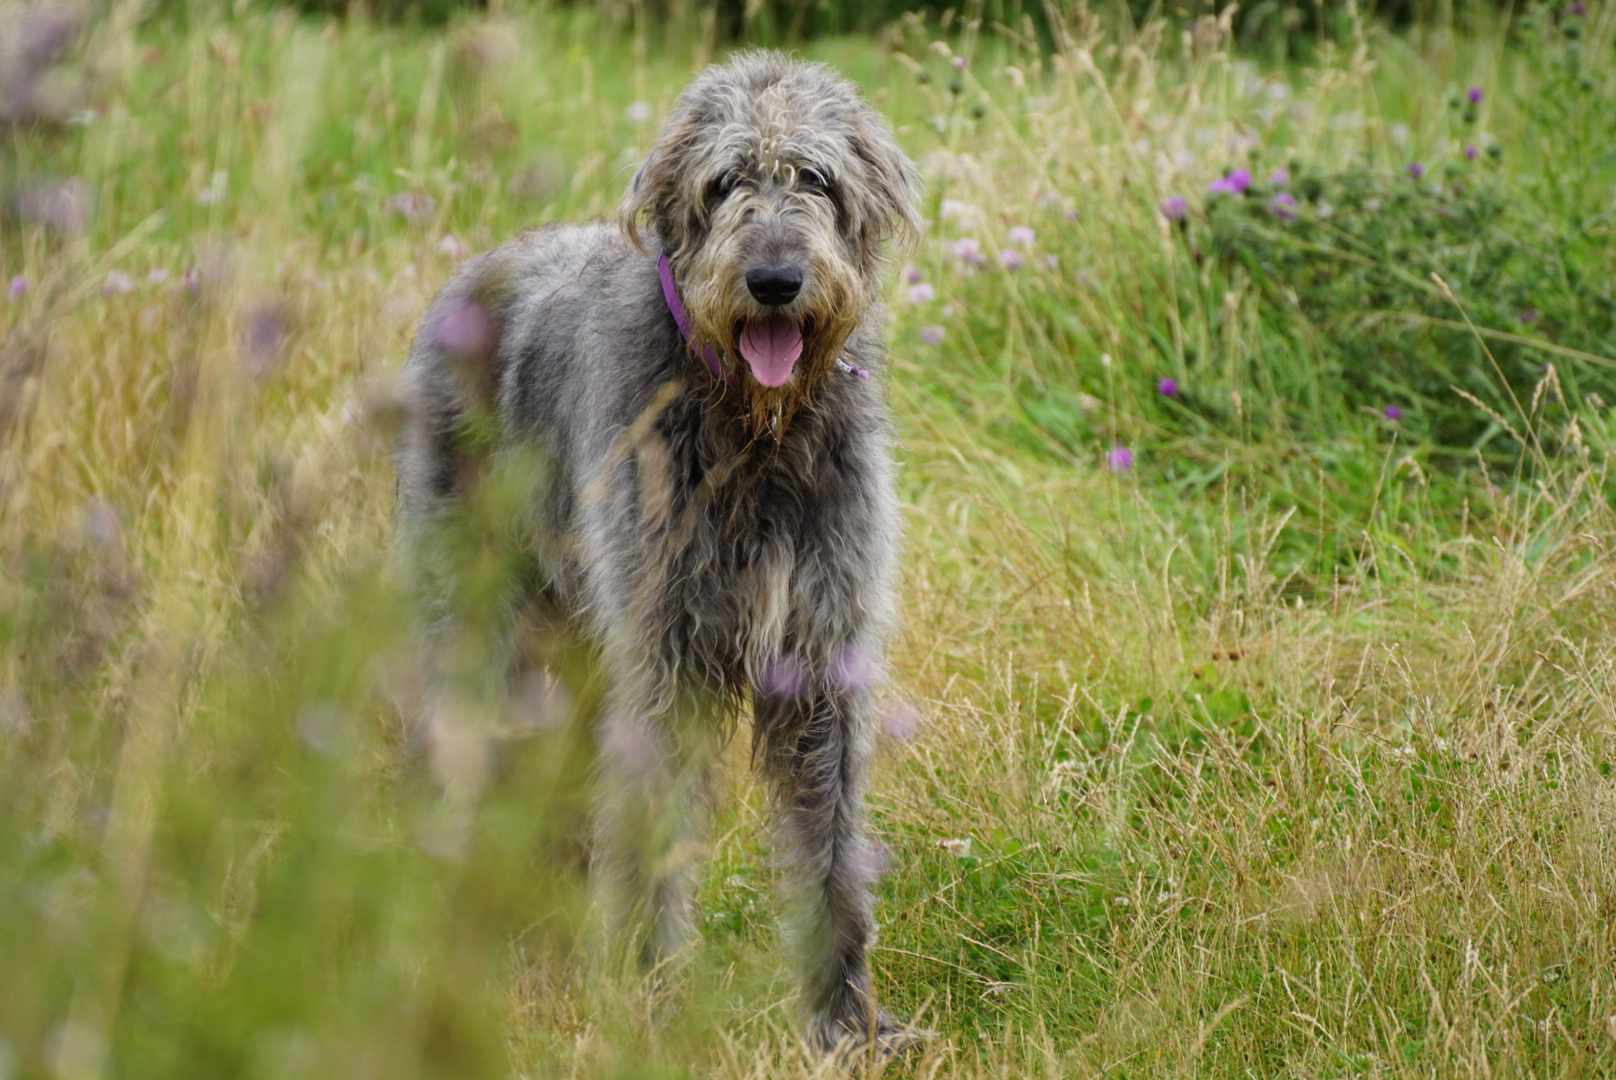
669;448;863;679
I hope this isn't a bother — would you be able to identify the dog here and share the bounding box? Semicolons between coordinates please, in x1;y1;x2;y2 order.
394;49;921;1055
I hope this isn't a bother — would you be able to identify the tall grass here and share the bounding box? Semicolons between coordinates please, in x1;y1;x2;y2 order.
3;2;1615;1076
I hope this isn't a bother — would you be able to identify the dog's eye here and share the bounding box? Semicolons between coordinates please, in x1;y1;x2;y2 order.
800;167;834;196
707;173;739;205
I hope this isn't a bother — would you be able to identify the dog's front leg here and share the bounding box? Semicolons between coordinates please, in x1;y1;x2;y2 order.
591;685;712;975
756;686;913;1056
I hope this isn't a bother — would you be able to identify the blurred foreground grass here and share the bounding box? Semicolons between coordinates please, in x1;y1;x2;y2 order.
4;2;1616;1076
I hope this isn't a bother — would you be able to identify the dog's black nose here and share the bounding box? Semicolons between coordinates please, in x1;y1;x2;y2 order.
745;265;803;307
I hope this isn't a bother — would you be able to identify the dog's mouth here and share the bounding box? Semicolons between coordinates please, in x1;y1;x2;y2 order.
734;316;807;388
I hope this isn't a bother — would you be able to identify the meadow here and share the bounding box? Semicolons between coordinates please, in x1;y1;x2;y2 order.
3;1;1616;1076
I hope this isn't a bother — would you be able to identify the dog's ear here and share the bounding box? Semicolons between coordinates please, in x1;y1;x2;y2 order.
849;111;922;255
620;110;699;256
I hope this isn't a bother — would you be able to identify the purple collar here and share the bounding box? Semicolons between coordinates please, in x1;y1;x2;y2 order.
658;254;725;381
656;253;870;384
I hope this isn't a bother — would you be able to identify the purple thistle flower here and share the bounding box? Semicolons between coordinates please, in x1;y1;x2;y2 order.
1467;86;1483;105
1569;2;1586;14
1157;377;1179;398
436;233;467;259
1008;225;1035;248
1382;404;1403;421
1159;195;1188;221
880;700;921;742
759;655;809;699
904;264;924;284
1465;144;1479;161
434;298;494;357
102;270;133;295
951;55;967;71
1269;167;1290;187
999;248;1024;271
7;275;26;300
1107;446;1134;473
830;644;878;692
953;237;984;268
1407;162;1425;180
907;281;935;304
1270;192;1299;221
241;299;291;376
918;325;945;346
16;178;89;233
1519;305;1540;326
1227;168;1252;192
79;498;121;551
387;191;436;223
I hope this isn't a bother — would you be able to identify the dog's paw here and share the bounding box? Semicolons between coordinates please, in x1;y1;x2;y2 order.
809;1008;933;1063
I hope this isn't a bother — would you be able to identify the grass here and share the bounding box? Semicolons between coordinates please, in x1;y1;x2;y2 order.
3;1;1616;1076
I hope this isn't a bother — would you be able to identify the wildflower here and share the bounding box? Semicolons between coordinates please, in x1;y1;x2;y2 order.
1467;86;1483;105
918;325;945;346
437;233;467;258
1207;168;1252;196
903;264;923;284
1157;377;1179;398
952;237;984;267
1465;144;1479;161
625;100;652;124
1519;305;1540;326
434;298;494;356
951;55;967;71
7;275;25;299
16;177;89;233
830;644;877;692
196;170;227;206
1269;167;1290;187
102;271;133;295
999;248;1024;271
1270;192;1298;221
1106;446;1134;472
241;299;291;377
759;655;808;699
881;700;921;742
1569;2;1586;14
1382;404;1403;421
387;191;435;223
1007;225;1035;248
907;281;935;304
1159;195;1188;221
1407;162;1425;180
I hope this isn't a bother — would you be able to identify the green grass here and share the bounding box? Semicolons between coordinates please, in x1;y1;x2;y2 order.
4;2;1616;1076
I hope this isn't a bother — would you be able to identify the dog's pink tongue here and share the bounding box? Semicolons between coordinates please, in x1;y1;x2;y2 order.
738;316;803;388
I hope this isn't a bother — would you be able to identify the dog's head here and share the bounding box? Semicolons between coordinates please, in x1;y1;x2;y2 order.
621;51;919;426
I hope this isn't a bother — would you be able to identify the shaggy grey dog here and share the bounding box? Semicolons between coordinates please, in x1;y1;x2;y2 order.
395;50;920;1055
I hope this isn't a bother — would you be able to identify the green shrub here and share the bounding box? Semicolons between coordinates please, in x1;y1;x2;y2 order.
1187;4;1616;456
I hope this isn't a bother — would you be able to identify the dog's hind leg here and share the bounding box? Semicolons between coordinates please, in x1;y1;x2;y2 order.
756;687;915;1055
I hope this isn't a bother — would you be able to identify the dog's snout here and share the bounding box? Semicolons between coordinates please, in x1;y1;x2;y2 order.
745;265;804;307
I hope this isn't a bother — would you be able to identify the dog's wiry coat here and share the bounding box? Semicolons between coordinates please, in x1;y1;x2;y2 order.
395;51;920;1054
